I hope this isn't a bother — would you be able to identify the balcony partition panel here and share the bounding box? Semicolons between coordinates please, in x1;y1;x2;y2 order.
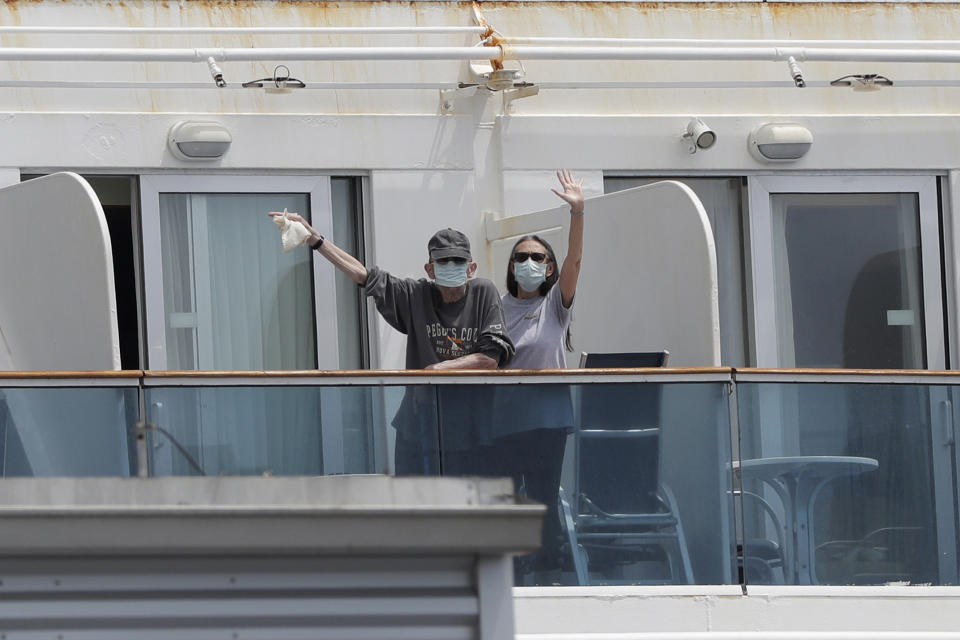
735;375;955;586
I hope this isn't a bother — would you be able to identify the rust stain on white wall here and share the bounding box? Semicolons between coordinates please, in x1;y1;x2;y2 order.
0;1;957;115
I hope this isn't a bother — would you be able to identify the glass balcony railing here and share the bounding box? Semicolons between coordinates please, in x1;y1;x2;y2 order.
1;369;959;588
736;373;959;587
0;374;140;477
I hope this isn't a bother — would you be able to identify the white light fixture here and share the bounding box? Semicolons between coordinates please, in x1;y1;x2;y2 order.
682;118;717;154
748;122;813;162
167;121;232;161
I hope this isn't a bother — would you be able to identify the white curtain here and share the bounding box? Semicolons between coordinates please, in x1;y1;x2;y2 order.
770;200;797;368
156;193;321;475
159;195;196;369
159;193;315;370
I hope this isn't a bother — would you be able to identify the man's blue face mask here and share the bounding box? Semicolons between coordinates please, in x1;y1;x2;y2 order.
432;260;469;287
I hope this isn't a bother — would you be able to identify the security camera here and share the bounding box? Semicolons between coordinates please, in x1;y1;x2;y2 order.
748;123;813;162
168;121;232;161
683;118;717;154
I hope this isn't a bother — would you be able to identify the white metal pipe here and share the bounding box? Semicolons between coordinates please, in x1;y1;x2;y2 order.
503;36;960;49
534;80;960;89
0;26;488;35
2;45;960;64
502;45;960;63
0;80;463;89
0;46;502;62
5;79;960;91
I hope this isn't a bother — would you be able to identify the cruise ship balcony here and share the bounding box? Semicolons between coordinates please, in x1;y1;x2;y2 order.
1;367;956;590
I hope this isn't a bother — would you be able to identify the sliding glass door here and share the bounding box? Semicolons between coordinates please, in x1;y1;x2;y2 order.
140;175;375;476
743;177;954;584
747;176;944;370
141;175;339;371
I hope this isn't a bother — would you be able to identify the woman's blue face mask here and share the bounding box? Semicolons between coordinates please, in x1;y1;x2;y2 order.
514;258;548;292
433;260;469;287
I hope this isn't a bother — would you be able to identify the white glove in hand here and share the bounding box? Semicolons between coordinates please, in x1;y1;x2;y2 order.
272;208;311;253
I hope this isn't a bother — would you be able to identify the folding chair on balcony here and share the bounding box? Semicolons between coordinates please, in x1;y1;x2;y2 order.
559;350;693;585
738;488;786;584
576;351;670;369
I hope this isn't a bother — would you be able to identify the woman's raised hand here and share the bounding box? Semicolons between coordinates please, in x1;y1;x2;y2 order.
550;169;584;214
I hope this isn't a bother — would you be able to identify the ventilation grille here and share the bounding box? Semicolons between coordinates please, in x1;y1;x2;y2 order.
0;555;480;639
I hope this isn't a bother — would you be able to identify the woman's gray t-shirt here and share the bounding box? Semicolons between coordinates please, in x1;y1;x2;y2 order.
495;285;574;436
502;284;572;369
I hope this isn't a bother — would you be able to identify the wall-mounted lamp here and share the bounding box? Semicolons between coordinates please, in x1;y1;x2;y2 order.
748;122;813;162
682;118;717;154
168;121;232;161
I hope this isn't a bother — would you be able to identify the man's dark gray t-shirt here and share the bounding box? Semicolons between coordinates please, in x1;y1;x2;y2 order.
364;266;514;368
364;267;514;461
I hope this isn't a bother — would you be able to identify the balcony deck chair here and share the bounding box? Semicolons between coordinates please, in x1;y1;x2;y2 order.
559;351;693;585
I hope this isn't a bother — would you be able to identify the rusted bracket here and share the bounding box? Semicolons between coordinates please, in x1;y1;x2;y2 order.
830;73;894;91
503;83;539;109
472;2;503;71
459;1;533;111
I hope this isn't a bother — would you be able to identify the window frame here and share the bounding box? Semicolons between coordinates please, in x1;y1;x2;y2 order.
140;174;337;370
746;175;945;370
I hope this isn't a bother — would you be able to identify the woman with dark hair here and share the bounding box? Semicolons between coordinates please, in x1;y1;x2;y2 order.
494;170;585;583
503;168;584;367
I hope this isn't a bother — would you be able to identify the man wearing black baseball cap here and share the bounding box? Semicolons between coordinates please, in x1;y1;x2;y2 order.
364;227;515;371
269;213;514;471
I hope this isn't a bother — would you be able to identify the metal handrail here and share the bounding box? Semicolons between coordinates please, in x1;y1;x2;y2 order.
3;368;960;385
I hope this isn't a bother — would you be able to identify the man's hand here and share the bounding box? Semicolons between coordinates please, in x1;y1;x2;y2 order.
268;210;307;225
551;169;584;214
268;210;323;246
269;210;367;284
425;353;498;370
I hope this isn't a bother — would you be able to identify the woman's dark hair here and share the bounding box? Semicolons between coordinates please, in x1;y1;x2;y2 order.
506;234;573;351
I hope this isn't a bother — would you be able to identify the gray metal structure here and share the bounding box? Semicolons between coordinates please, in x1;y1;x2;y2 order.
0;476;543;640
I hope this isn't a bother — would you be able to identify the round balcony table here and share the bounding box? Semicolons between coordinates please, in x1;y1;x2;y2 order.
734;455;879;584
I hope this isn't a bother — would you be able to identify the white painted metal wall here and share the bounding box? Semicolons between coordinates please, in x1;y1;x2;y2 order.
513;586;960;638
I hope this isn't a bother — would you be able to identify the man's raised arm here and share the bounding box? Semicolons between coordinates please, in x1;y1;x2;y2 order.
268;211;368;285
